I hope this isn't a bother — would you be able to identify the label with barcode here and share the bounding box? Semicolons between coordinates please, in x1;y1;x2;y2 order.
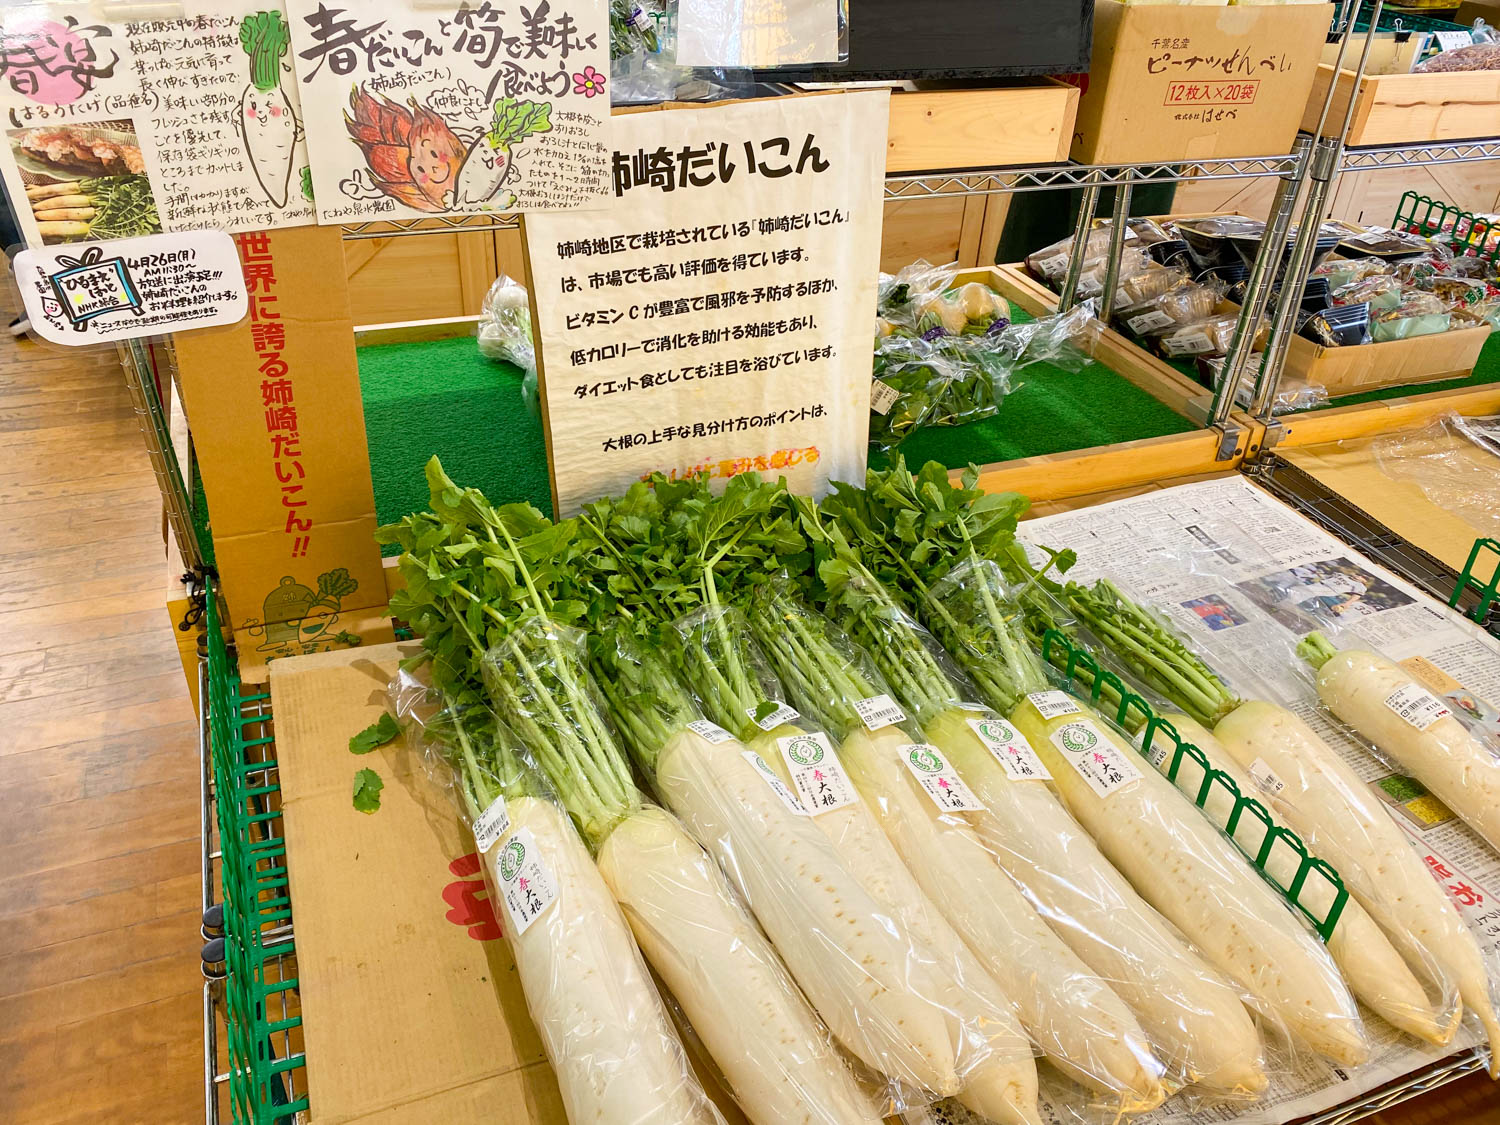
870;380;901;416
748;701;800;731
473;796;512;855
1127;308;1176;335
1248;757;1286;797
967;717;1052;781
1162;329;1214;357
1034;253;1067;277
1027;691;1082;721
778;732;858;815
742;750;810;815
900;743;985;811
1049;720;1142;799
1383;684;1452;731
687;719;734;744
854;693;906;732
495;828;558;936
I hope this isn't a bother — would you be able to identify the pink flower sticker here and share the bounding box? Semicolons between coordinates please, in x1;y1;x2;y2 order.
573;65;606;98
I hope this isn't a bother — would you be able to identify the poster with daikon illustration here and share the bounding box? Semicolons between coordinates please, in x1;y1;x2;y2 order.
284;0;611;224
0;2;316;248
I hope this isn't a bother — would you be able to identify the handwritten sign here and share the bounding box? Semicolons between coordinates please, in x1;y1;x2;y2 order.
15;230;247;345
284;0;610;223
524;92;889;516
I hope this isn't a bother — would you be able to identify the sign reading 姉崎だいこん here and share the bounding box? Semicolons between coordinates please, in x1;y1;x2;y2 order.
0;2;317;247
523;91;891;518
283;0;611;224
14;230;248;345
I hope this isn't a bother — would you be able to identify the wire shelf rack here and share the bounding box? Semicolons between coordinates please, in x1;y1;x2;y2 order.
1342;137;1500;171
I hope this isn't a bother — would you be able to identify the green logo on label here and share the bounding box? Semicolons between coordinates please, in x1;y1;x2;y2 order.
978;719;1014;743
499;838;526;882
786;737;824;766
1059;723;1098;754
908;746;945;773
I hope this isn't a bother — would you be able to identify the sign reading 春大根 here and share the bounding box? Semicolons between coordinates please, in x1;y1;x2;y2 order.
524;91;890;516
284;0;611;223
15;230;247;344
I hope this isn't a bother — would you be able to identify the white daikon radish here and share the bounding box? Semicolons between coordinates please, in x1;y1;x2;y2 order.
1010;697;1369;1067
657;726;963;1097
1214;700;1500;1072
749;726;1043;1125
839;724;1168;1113
927;706;1267;1095
597;804;883;1125
1303;634;1500;854
1166;713;1461;1047
487;797;726;1125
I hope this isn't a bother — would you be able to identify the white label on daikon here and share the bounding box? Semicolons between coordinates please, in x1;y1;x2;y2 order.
687;719;734;744
900;743;985;811
854;693;906;732
472;796;512;855
742;750;810;815
1162;330;1214;357
1049;720;1142;799
748;701;801;731
967;717;1052;781
1248;757;1286;797
495;828;558;936
1127;309;1176;335
1383;684;1452;731
778;732;858;814
870;380;901;416
1027;691;1082;720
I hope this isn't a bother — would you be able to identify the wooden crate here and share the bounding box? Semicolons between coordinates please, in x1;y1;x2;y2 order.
1304;64;1500;147
885;83;1078;173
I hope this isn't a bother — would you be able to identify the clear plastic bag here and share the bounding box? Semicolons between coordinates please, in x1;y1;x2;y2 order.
1415;42;1500;71
869;333;1014;453
1313;256;1392;292
1372;292;1451;342
993;301;1100;374
1374;412;1500;540
673;0;849;68
1122;281;1220;339
477;273;540;415
1332;273;1402;311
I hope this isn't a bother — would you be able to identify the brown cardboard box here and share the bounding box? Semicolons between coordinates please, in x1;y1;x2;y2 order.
1067;1;1333;163
1457;1;1500;26
175;225;392;664
1282;322;1492;397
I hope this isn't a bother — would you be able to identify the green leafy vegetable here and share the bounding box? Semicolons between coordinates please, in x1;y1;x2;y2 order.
352;768;384;813
318;567;359;600
489;98;553;150
349;712;399;754
79;176;160;241
300;165;314;202
240;10;291;92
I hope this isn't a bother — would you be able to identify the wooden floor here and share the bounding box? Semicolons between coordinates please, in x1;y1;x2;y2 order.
0;330;202;1124
1;319;1498;1125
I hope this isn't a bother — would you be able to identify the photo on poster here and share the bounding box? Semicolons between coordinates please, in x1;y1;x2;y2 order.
1233;556;1416;630
7;120;161;244
1177;594;1248;632
284;0;611;223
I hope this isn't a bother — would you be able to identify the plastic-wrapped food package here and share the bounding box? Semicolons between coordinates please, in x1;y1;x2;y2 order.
1372;292;1451;342
1415;43;1500;71
1212;699;1500;1070
1313;256;1392;292
1332;273;1402;311
1156;312;1245;359
1007;692;1369;1068
1419;274;1495;312
1025;228;1133;283
1117;264;1190;312
477;273;541;416
1297;302;1372;348
869;333;1013;453
1336;225;1437;262
994;301;1100;374
1075;247;1151;300
878;260;963;331
1122;281;1220;338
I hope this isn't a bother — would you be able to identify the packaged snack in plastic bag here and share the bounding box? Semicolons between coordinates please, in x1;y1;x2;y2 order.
1415;42;1500;71
1313;256;1392;291
1156;312;1242;358
1418;273;1494;311
1332;273;1402;311
1372;292;1451;342
1122;281;1220;338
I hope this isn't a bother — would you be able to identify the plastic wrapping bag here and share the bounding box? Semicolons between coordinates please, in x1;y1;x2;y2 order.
673;0;848;69
1313;256;1392;292
1415;42;1500;71
1332;273;1402;311
477;273;540;416
993;300;1099;375
1373;412;1500;540
1122;281;1220;339
1155;312;1250;359
1372;292;1451;342
869;333;1014;452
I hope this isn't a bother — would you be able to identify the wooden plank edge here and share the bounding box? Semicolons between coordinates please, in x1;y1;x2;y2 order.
964;428;1238;503
1276;382;1500;448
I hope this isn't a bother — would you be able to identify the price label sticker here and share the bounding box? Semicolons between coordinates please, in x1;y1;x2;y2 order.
1383;684;1452;732
748;701;801;731
1127;308;1176;335
778;732;858;815
1035;253;1067;278
854;693;906;732
473;796;512;855
688;719;734;744
1049;720;1142;800
870;380;901;416
967;717;1052;781
1248;757;1286;798
1027;691;1082;721
1162;329;1214;357
742;750;810;815
495;828;558;936
1435;30;1473;52
900;743;985;811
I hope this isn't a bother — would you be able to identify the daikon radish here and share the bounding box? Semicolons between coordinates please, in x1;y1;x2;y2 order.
1165;714;1460;1047
749;726;1043;1125
1214;700;1500;1072
488;796;726;1125
1010;697;1369;1067
1302;634;1500;853
26;180;81;200
928;706;1267;1095
657;726;962;1097
32;193;91;211
839;724;1167;1112
30;207;93;222
597;804;883;1125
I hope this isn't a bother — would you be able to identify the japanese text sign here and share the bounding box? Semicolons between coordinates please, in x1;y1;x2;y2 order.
524;91;889;516
15;229;247;344
284;0;610;222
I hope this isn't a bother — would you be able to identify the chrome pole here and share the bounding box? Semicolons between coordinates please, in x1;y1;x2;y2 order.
1098;178;1135;323
1058;170;1106;311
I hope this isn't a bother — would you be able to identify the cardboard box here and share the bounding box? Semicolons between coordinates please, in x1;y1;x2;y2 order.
1303;63;1500;146
1066;1;1333;163
1282;321;1492;397
174;225;392;665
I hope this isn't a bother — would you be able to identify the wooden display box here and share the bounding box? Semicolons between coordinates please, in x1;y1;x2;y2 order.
1303;64;1500;147
884;83;1078;173
1064;1;1332;164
